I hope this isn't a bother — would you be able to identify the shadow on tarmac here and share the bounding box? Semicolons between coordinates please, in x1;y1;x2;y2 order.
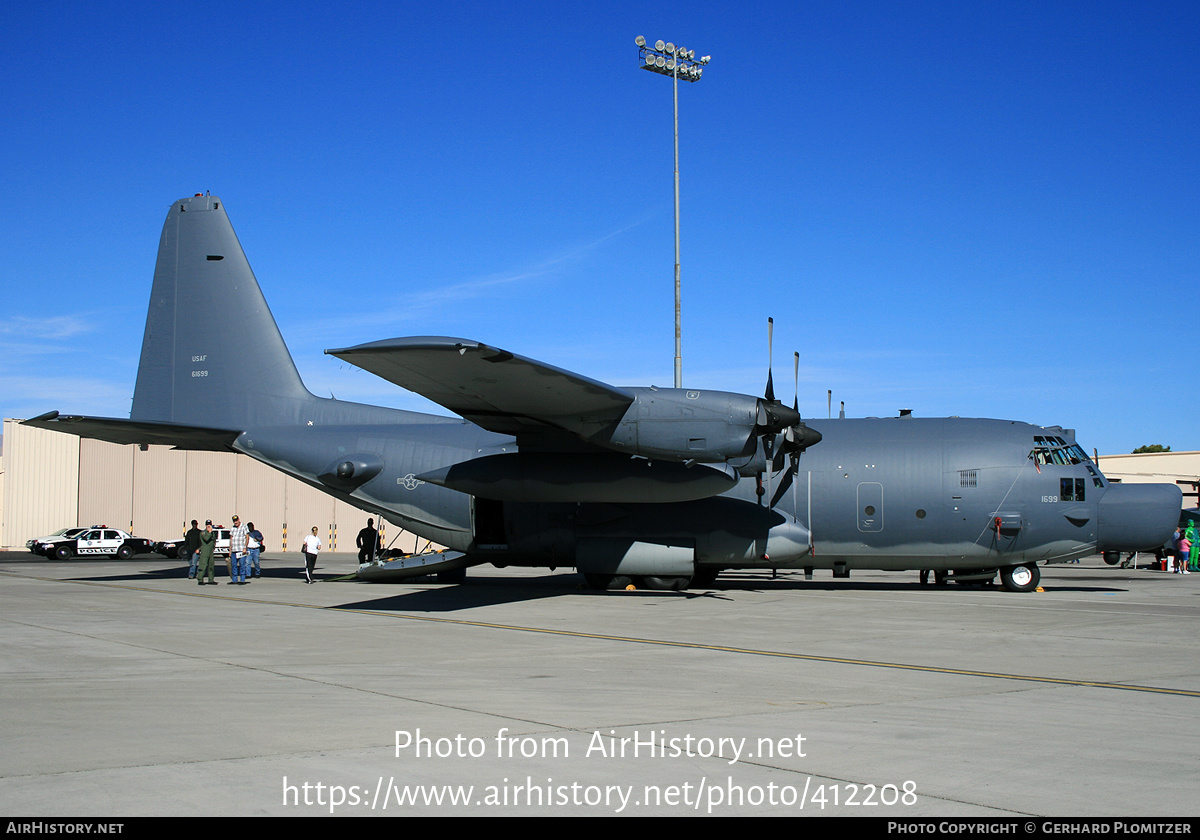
1;551;1137;609
327;569;1133;613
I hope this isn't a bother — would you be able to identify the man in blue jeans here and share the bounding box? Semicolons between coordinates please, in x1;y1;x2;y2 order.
229;514;249;584
246;522;264;578
184;519;202;579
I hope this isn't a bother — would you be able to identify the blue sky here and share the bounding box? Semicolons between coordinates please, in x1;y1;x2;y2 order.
3;1;1197;456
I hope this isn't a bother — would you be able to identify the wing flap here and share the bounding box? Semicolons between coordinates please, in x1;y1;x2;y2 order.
327;337;633;435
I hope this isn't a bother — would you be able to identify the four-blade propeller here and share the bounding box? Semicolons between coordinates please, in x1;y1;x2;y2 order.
757;319;821;511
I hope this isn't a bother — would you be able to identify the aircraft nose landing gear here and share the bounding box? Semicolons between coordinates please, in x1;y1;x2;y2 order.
999;563;1040;593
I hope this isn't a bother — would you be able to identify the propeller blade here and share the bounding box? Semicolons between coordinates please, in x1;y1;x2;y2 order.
765;318;775;402
771;438;788;472
769;465;794;508
767;348;817;511
792;351;799;412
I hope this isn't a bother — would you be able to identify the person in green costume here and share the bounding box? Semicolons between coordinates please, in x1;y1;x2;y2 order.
1188;523;1199;572
197;520;218;585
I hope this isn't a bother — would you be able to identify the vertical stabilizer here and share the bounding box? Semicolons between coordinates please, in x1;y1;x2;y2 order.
131;195;315;429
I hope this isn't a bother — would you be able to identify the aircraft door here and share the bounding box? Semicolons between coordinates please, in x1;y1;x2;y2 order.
857;482;884;532
472;497;508;551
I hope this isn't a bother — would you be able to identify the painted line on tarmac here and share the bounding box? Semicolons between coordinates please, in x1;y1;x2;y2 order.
334;610;1200;699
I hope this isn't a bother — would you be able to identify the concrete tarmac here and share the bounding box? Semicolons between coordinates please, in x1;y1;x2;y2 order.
1;550;1198;817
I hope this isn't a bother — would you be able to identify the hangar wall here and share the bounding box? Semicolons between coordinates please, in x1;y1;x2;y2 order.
1095;450;1200;508
2;419;429;553
2;420;79;548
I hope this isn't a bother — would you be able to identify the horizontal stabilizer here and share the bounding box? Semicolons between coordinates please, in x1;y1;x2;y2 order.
23;412;241;452
327;337;632;436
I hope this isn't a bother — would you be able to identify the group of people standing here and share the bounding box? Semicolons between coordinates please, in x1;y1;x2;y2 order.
184;515;264;585
180;517;379;584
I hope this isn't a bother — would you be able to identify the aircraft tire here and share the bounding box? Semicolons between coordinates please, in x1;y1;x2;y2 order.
1000;563;1040;593
1103;551;1121;566
53;545;73;561
641;575;690;591
691;568;720;588
583;574;633;591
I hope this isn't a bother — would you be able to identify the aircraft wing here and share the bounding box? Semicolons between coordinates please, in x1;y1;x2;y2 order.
22;412;242;452
327;337;634;436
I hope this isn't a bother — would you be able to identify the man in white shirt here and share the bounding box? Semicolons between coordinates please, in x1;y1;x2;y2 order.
302;526;321;584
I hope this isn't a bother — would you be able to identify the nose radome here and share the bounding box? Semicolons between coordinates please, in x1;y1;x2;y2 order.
1097;483;1182;552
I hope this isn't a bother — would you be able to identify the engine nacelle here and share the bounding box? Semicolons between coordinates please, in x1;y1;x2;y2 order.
587;387;761;463
578;386;820;472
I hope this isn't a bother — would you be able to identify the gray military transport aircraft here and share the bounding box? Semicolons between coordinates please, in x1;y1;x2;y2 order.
25;195;1182;592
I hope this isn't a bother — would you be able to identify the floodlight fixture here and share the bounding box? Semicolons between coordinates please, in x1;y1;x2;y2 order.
637;36;708;84
633;36;711;389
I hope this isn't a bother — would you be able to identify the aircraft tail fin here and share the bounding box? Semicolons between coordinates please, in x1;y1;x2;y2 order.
131;194;316;430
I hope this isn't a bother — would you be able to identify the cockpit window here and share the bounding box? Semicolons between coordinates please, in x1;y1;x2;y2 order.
1061;477;1086;502
1031;436;1107;487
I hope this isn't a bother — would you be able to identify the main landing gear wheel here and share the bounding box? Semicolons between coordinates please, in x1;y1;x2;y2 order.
690;568;720;588
1000;563;1040;593
583;574;633;591
640;576;691;591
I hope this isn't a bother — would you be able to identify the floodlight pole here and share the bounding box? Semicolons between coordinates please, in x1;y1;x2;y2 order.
635;37;709;390
672;69;681;391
